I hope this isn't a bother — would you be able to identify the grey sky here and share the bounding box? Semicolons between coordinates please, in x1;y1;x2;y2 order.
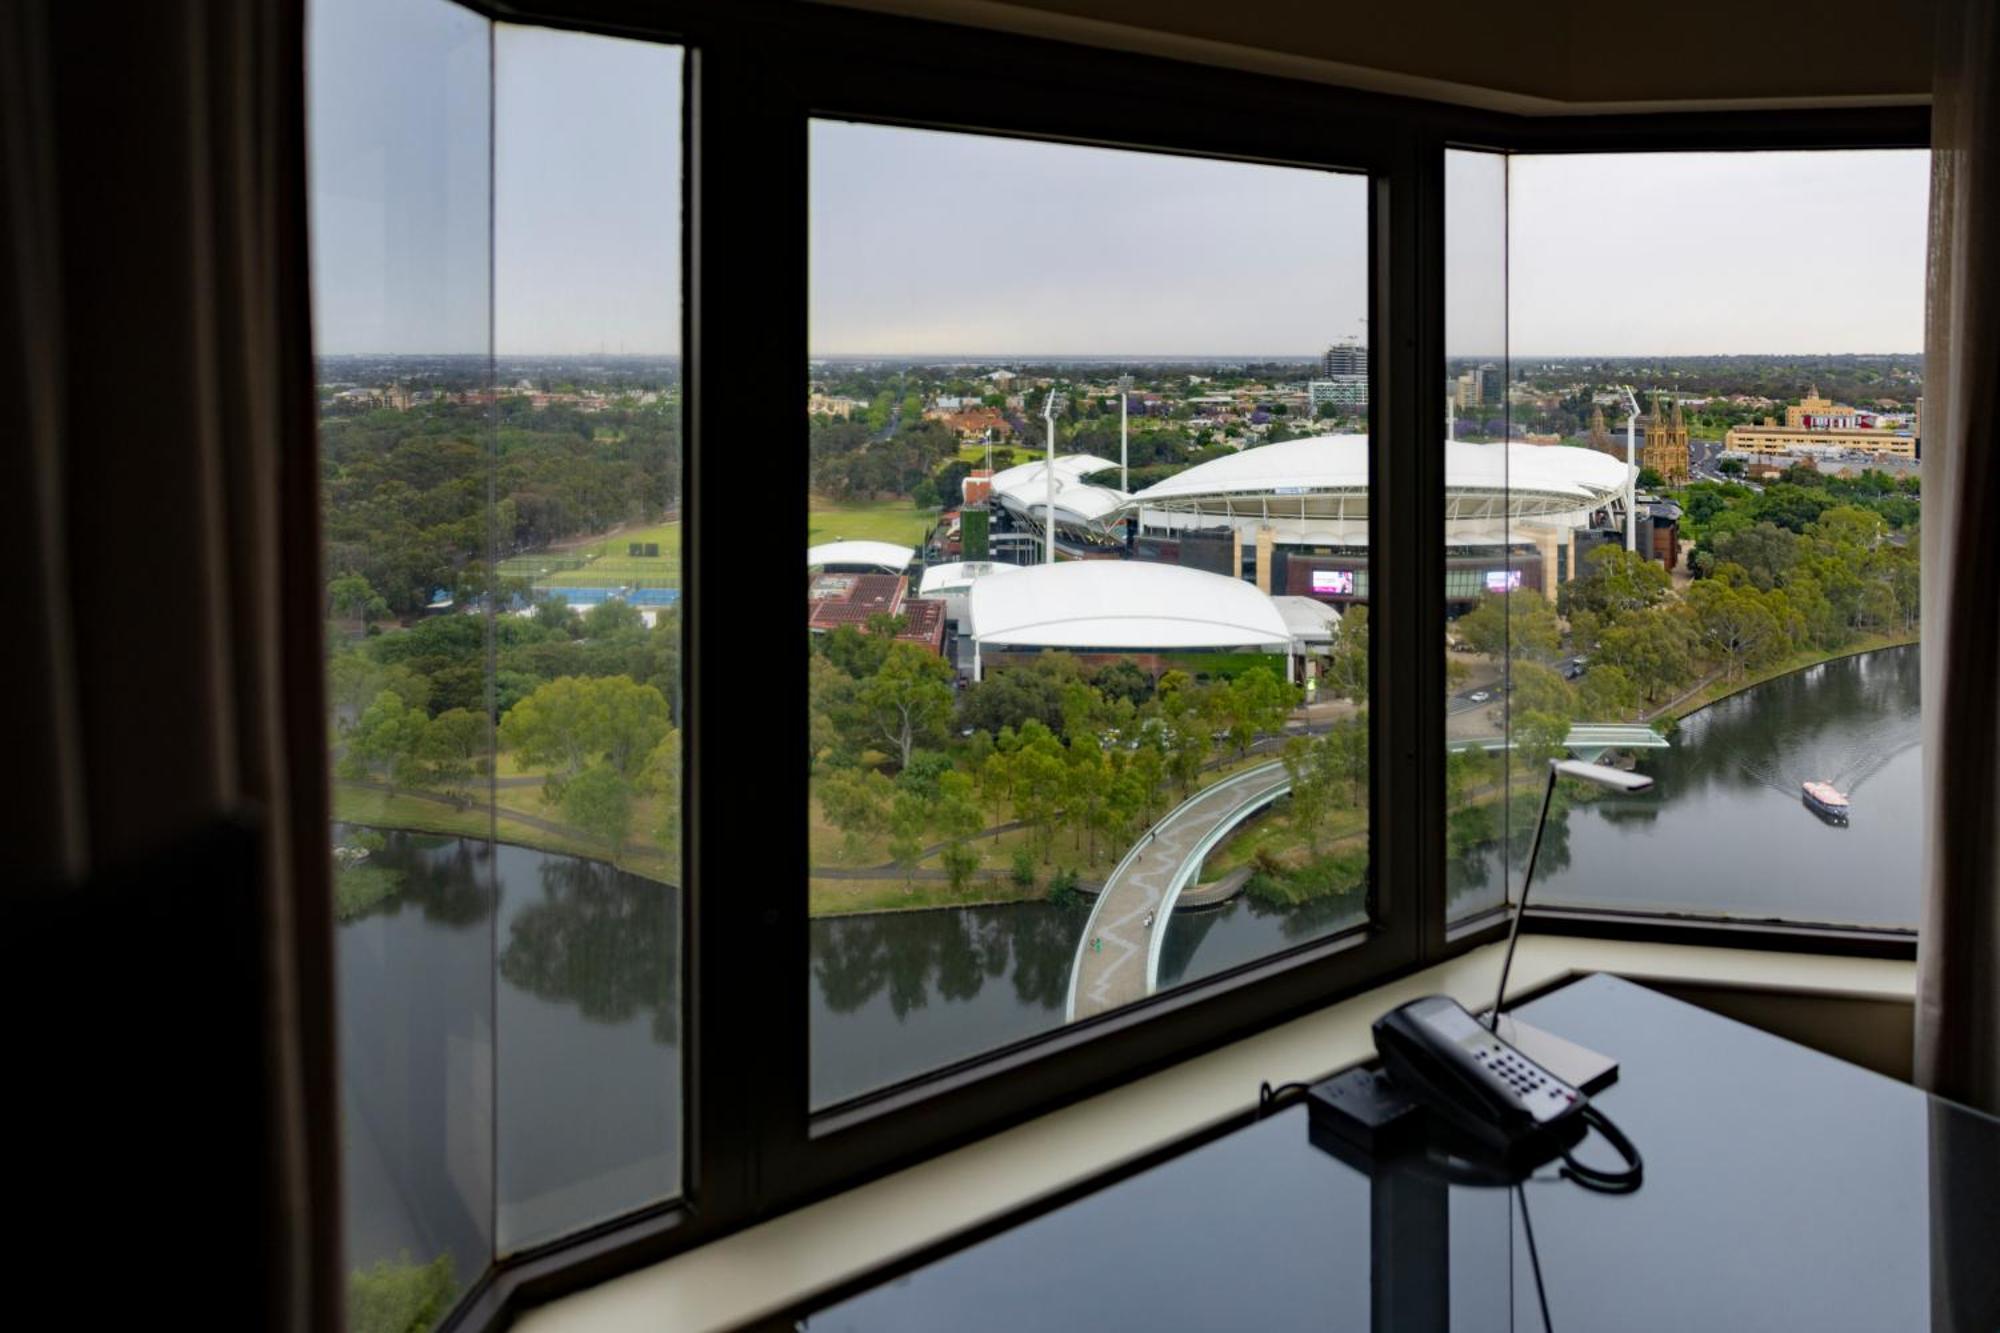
308;0;682;356
307;0;1922;361
809;122;1369;357
1505;150;1928;357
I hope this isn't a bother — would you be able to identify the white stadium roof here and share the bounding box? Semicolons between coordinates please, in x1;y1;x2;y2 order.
918;561;1025;598
969;561;1290;652
988;454;1128;528
1134;433;1629;514
806;540;914;573
1270;595;1343;644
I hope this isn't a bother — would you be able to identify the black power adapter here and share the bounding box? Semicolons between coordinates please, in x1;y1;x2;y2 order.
1306;1065;1420;1154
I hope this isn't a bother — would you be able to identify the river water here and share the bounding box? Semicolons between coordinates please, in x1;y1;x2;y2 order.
339;645;1919;1284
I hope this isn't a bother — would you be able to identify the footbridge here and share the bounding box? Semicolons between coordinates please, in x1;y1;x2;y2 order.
1065;761;1291;1022
1447;722;1671;762
1065;722;1671;1023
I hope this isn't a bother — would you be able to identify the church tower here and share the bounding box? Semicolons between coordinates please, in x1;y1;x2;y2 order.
1640;390;1690;484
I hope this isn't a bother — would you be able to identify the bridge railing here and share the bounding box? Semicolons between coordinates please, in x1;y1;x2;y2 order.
1063;758;1288;1023
1141;766;1293;1001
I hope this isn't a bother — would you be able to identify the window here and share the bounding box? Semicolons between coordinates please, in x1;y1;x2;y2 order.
806;121;1374;1106
311;1;685;1324
1441;147;1926;933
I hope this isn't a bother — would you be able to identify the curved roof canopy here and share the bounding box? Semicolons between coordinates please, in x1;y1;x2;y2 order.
1133;434;1630;523
989;454;1128;528
806;540;914;573
918;561;1025;598
969;561;1290;651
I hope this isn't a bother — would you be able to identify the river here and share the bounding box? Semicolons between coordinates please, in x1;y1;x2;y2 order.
339;644;1919;1285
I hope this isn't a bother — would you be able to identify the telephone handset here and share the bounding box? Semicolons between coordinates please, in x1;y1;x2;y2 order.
1372;995;1586;1159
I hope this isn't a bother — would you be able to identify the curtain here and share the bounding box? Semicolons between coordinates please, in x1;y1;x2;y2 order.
1919;0;2000;1117
3;1;339;1328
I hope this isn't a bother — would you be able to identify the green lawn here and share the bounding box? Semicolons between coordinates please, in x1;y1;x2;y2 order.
497;519;681;588
807;495;939;548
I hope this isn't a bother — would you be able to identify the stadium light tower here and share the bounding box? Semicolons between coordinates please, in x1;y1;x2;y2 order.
1117;373;1134;493
1620;386;1640;552
1043;388;1067;565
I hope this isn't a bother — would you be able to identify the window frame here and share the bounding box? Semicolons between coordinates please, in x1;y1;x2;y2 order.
329;4;1929;1328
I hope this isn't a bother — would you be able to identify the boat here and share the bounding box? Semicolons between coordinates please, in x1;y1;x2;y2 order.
1801;780;1851;824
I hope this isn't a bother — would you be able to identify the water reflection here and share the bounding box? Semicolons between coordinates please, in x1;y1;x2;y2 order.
500;855;679;1045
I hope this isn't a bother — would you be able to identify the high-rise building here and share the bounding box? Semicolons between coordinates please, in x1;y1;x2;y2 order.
1477;362;1504;406
1321;339;1366;378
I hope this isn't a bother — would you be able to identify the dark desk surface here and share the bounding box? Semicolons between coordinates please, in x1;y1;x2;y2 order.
799;974;2000;1332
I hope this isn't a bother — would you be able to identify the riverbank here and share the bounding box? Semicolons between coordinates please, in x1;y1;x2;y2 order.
1656;630;1919;724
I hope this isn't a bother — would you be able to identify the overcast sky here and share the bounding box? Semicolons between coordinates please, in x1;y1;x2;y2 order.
307;0;1925;360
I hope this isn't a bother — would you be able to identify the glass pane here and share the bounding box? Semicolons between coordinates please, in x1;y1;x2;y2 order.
491;24;685;1252
1484;149;1926;929
312;4;687;1320
808;122;1371;1107
1443;148;1516;925
310;0;494;1324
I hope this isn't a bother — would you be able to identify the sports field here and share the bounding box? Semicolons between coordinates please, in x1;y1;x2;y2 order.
496;519;681;588
807;495;939;548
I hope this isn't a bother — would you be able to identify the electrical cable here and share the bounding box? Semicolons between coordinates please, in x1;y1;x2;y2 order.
1556;1104;1643;1193
1257;1080;1311;1117
1515;1182;1556;1332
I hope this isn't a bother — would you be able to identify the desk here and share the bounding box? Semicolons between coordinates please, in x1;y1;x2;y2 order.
799;975;1999;1331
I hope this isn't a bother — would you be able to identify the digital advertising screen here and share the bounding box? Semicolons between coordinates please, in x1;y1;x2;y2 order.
1312;569;1356;595
1484;569;1522;593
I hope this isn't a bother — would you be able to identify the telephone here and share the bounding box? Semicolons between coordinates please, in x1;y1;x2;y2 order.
1372;994;1587;1161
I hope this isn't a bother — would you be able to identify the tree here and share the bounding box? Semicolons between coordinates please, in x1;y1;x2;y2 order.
1456;592;1559;662
500;674;671;796
887;791;928;883
642;728;683;861
1323;605;1369;704
340;689;428;790
419;707;486;802
852;642;955;770
1688;580;1786;680
328;572;390;628
1593;605;1697;704
1706;522;1798;592
1718;457;1745;476
1281;736;1335;854
820;767;891;861
1566;545;1669;619
1009;722;1069;862
560;762;635;854
1577;665;1637;719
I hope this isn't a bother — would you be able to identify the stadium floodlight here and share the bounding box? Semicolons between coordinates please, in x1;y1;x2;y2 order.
1620;386;1641;551
1117;374;1134;493
1043;389;1067;565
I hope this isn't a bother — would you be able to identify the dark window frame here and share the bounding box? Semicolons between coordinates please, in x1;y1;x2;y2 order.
326;4;1928;1328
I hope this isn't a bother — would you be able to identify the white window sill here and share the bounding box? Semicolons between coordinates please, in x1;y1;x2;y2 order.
517;935;1913;1333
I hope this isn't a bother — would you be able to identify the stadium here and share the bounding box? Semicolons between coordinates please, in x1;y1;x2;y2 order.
976;433;1638;605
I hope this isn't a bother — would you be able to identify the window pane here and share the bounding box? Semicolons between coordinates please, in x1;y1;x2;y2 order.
1457;149;1926;930
491;24;684;1252
310;0;494;1322
1443;148;1516;925
312;4;686;1320
808;122;1371;1107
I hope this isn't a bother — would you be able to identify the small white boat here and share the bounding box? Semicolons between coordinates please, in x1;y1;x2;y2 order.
1801;780;1850;824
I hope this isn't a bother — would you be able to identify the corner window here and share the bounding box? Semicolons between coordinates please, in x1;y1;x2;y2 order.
1443;146;1925;931
310;1;686;1323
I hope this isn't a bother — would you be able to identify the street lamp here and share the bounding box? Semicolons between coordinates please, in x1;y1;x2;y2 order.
1487;757;1654;1088
1043;388;1067;565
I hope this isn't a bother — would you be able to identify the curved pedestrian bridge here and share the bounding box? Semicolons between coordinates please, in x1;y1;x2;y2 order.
1065;721;1669;1022
1065;761;1291;1022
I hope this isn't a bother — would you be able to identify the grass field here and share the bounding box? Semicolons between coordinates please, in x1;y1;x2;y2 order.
496;519;682;588
807;495;939;548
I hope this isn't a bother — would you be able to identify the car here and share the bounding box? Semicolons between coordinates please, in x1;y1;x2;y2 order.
1468;690;1492;703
